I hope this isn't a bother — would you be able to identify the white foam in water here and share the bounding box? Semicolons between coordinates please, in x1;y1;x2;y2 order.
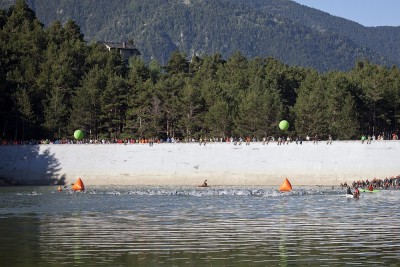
66;185;348;197
35;185;386;198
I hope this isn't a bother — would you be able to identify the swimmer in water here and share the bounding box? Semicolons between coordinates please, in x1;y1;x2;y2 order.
353;187;360;198
346;186;352;195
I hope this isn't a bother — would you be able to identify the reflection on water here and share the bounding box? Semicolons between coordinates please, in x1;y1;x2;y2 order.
1;186;400;266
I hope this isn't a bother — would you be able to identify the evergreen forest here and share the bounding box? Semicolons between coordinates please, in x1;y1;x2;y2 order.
1;0;400;142
2;0;400;72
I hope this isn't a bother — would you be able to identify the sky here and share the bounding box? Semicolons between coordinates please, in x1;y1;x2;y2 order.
292;0;400;27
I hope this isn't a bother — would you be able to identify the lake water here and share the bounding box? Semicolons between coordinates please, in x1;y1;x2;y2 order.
0;186;399;266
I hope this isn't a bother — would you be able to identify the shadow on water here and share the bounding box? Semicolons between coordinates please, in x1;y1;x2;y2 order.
0;145;65;186
0;217;43;266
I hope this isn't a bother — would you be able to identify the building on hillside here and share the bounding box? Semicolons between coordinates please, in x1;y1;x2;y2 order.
100;41;141;64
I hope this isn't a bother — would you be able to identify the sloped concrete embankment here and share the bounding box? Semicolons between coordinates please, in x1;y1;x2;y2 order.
0;141;399;186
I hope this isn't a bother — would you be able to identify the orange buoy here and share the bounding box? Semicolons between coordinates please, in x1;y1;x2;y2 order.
71;178;85;191
279;178;292;192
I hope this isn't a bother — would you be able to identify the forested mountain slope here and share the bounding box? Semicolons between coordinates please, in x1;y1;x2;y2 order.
267;0;400;67
1;0;399;142
1;0;399;71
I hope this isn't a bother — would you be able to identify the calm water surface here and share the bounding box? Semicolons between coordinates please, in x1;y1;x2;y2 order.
0;186;399;266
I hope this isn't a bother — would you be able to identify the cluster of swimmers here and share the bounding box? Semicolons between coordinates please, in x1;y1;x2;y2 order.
349;176;400;189
341;175;400;192
346;186;360;198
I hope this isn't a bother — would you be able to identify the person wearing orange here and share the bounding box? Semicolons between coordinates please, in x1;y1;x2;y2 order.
368;184;374;191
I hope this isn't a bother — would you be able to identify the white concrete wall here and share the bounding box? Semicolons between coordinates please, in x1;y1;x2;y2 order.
0;141;399;186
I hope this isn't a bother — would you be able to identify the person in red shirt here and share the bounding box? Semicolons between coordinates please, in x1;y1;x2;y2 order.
354;187;360;198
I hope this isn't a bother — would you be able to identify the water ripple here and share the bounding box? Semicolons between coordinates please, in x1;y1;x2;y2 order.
1;186;400;266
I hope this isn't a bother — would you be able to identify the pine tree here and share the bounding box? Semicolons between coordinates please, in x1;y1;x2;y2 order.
324;72;358;139
293;72;328;137
69;66;107;140
1;0;46;139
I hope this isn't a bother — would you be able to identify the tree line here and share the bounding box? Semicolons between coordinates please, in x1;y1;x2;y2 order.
1;0;399;142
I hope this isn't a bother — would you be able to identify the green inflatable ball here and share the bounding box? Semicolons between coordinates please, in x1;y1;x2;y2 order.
279;120;289;131
74;130;84;140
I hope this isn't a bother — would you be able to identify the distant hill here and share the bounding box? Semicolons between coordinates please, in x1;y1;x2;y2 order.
1;0;399;71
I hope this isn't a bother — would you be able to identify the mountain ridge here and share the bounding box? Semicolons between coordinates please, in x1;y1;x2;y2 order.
1;0;399;71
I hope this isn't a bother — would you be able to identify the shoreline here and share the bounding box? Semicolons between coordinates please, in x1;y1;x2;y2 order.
0;141;399;186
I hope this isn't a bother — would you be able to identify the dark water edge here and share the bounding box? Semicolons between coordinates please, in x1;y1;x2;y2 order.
0;176;22;186
1;186;400;266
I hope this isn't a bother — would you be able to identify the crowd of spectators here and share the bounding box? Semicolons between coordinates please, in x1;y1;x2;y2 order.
0;138;161;145
1;132;399;146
